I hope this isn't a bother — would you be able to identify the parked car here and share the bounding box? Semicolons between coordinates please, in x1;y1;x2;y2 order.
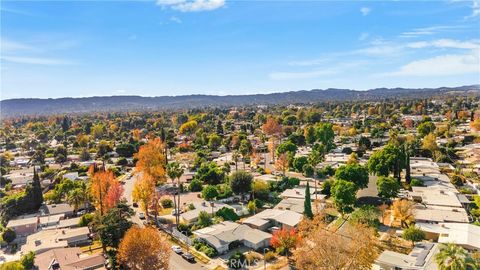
138;212;145;219
171;245;183;254
181;252;195;263
171;209;182;216
132;202;138;208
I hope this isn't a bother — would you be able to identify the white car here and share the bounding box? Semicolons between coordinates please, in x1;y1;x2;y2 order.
138;212;145;219
171;245;183;254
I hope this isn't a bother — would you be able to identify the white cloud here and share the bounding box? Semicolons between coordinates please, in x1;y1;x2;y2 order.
170;16;182;23
407;39;480;49
1;56;75;65
1;38;33;52
356;44;403;56
383;51;479;76
399;25;463;38
156;0;225;12
466;0;480;18
360;7;371;16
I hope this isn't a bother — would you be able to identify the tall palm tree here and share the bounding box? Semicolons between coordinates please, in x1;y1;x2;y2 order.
435;243;478;270
167;162;184;226
232;151;240;171
67;188;85;214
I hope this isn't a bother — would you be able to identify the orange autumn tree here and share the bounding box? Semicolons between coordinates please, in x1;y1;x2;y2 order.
118;226;170;270
132;174;156;220
270;228;301;260
135;137;167;185
89;166;123;215
262;117;281;162
293;215;379;270
275;153;289;175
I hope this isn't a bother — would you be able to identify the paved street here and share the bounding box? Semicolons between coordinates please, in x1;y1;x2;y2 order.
122;171;207;270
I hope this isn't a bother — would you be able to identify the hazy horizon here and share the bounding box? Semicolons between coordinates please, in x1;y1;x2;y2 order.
2;84;479;101
1;0;479;100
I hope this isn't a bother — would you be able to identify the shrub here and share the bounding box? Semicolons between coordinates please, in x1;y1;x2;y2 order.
247;201;257;214
245;252;261;264
410;178;424;187
160;198;173;208
177;223;192;236
189;179;203;192
2;228;16;244
0;261;25;270
215;207;239;221
20;251;35;269
192;239;218;257
264;251;276;262
228;252;247;269
78;213;94;227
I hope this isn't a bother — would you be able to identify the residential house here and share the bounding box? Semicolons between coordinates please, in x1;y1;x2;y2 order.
242;209;302;231
34;247;105;270
6;216;39;237
40;203;74;217
374;243;439;270
417;222;480;251
22;227;91;254
193;221;271;254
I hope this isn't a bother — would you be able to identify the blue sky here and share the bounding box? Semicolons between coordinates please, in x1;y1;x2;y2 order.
1;0;479;99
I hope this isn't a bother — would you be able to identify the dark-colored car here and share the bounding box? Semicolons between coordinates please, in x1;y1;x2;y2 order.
181;252;195;263
132;202;138;208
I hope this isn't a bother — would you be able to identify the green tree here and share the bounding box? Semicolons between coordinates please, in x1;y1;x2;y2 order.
208;134;222;150
304;126;316;145
197;211;212;228
417;121;436;137
331;180;357;215
302;164;314;177
116;143;136;157
202;185;219;201
335;163;369;189
215;207;239;221
96;202;134;250
195;162;225;185
188;179;203;192
367;143;405;180
239;139;252;170
316;123;335;150
276;141;298;155
292;156;308;172
31;167;44;209
230;171;253;199
167;161;184;226
402;226;425;246
304;182;313;219
377;176;400;200
67;188;86;214
2;228;16;244
20;251;35;269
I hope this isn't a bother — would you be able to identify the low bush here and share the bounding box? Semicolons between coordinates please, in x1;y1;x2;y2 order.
160;198;174;208
264;251;276;262
78;213;94;227
410;178;424;187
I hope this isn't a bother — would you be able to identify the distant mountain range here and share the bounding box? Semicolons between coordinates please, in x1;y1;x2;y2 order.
1;85;479;117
